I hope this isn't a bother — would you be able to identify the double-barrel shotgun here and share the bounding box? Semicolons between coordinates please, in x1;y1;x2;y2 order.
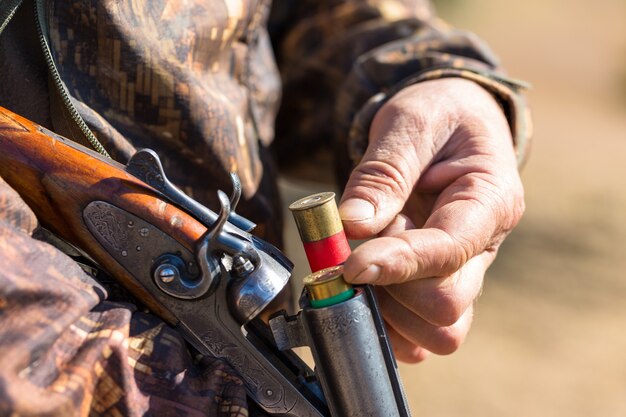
0;106;411;417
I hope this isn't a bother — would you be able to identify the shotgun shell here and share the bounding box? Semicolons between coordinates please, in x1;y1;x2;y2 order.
289;192;351;272
303;265;354;308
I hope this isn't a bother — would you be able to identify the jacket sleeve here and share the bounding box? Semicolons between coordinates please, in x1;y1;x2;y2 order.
269;0;531;184
0;177;250;417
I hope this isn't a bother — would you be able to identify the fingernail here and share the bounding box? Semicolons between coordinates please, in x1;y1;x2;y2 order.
352;264;381;284
339;199;375;222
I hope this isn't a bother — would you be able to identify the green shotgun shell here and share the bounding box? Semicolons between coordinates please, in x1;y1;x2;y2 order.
303;265;355;308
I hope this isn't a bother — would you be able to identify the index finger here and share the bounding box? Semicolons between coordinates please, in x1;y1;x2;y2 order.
343;172;522;285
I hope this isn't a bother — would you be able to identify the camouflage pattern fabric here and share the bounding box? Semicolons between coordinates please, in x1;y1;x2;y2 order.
0;177;250;417
0;0;531;415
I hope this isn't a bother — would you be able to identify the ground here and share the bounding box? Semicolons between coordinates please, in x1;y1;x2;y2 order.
279;0;626;415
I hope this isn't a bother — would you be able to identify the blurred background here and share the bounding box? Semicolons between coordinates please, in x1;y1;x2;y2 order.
279;0;626;415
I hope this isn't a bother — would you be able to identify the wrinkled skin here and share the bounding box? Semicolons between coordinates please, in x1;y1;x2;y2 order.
339;78;525;363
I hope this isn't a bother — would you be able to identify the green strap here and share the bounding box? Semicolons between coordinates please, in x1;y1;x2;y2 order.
0;0;23;36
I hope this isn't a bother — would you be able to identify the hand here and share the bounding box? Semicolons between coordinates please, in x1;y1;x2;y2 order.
338;78;524;363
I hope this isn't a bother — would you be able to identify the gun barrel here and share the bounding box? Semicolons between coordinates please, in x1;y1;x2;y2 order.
301;267;401;417
288;192;413;417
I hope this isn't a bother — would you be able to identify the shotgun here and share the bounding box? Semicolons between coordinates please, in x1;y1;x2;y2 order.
0;106;411;417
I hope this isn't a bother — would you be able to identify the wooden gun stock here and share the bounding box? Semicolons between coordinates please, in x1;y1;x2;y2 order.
0;106;208;323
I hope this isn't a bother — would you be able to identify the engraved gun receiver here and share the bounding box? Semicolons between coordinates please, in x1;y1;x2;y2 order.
120;150;331;416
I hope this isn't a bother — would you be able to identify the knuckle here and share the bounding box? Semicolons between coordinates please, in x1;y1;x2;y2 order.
502;174;525;212
422;287;465;327
470;173;526;240
429;326;466;355
497;170;524;211
385;238;423;284
451;237;473;270
402;347;430;364
511;190;526;226
411;229;469;277
499;177;526;233
350;160;411;200
438;232;472;276
376;262;414;287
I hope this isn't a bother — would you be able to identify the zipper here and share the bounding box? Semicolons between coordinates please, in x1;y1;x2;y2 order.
33;0;110;158
0;0;23;36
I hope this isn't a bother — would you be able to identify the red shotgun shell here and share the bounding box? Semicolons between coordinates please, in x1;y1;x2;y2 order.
289;192;351;272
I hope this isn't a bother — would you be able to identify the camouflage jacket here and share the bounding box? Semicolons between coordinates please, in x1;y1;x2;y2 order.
0;0;530;416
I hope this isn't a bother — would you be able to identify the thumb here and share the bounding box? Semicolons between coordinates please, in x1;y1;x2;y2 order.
338;87;443;239
339;144;419;240
339;165;411;239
